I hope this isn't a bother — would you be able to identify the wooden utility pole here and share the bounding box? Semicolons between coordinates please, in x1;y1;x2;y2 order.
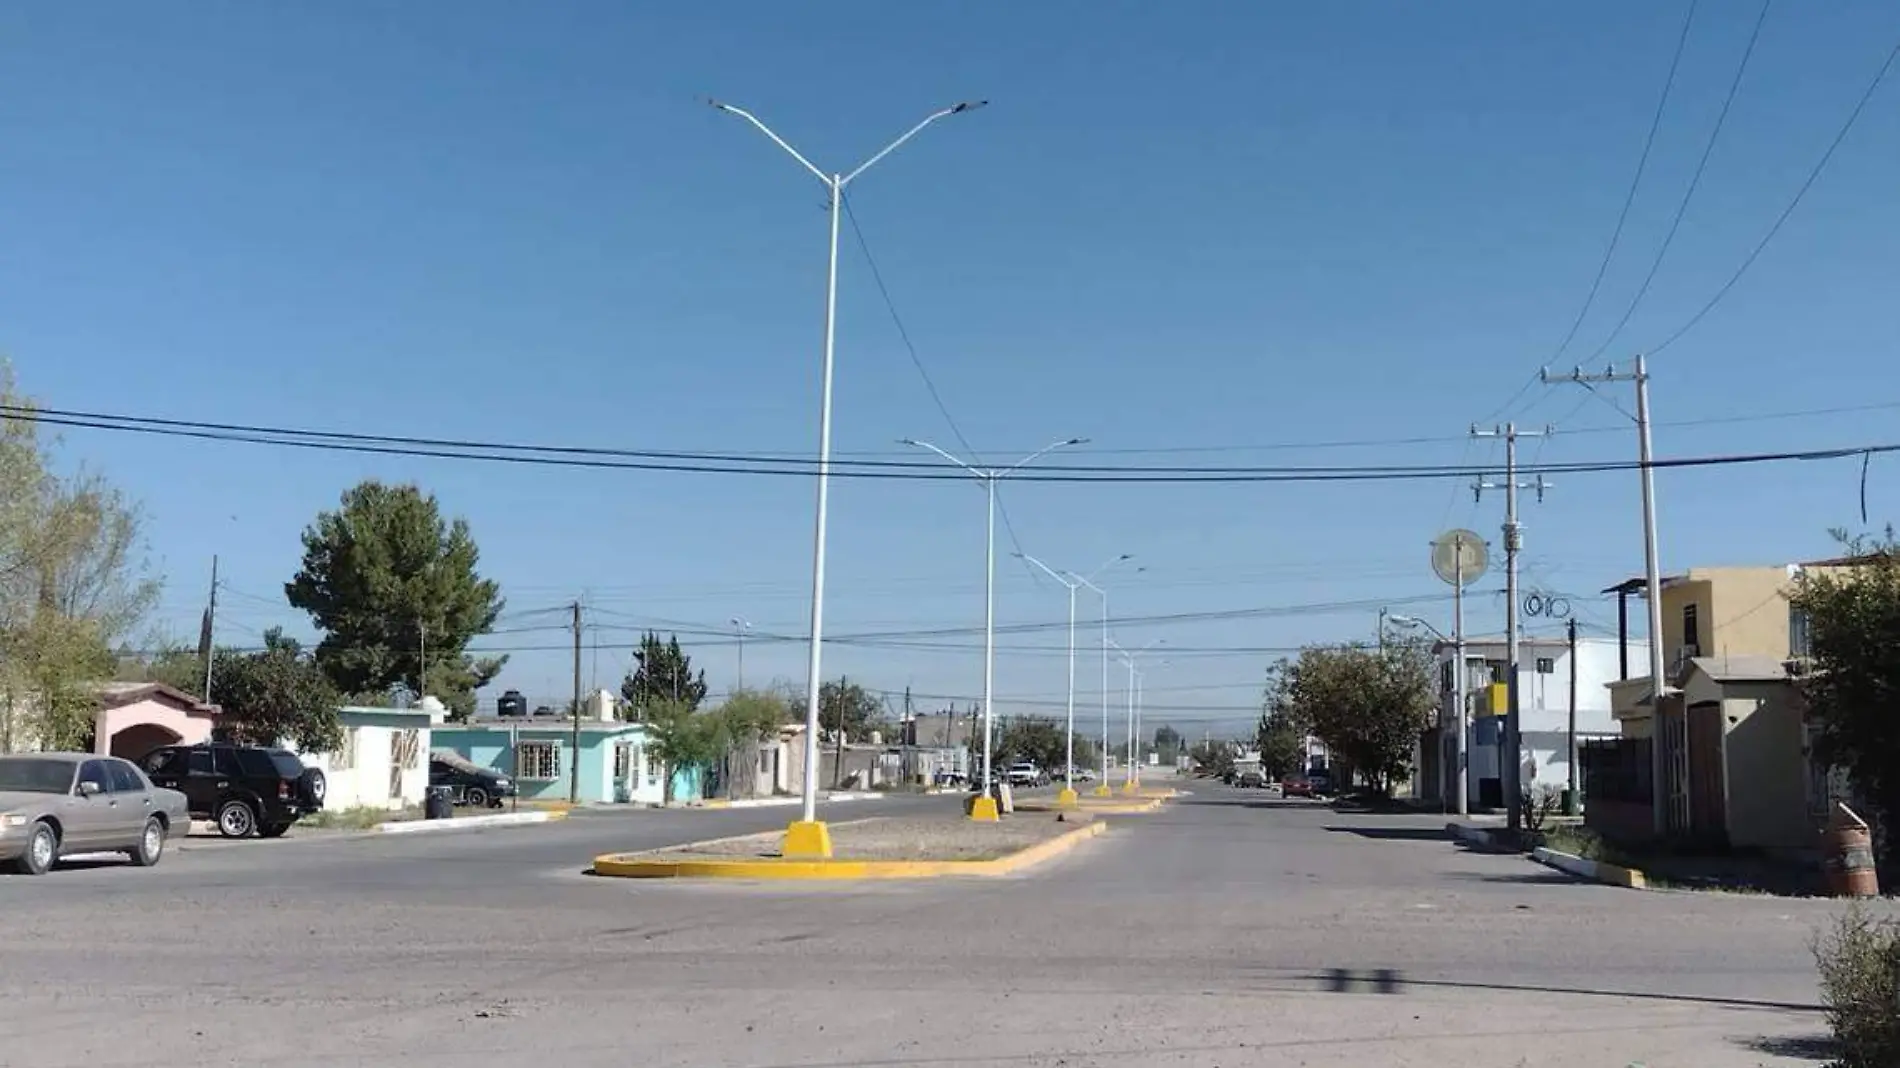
1566;616;1580;816
831;675;847;789
417;618;427;702
570;601;583;804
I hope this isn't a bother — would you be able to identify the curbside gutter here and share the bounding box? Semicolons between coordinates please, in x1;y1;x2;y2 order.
687;792;875;811
1531;846;1648;889
591;819;1107;881
1445;822;1504;848
376;810;569;835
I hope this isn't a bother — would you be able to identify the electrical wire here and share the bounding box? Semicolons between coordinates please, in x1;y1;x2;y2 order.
1648;30;1900;356
1583;0;1773;363
1547;0;1701;364
7;405;1897;483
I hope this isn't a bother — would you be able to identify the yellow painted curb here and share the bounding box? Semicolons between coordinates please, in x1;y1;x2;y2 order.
591;820;1107;880
699;799;733;810
518;800;577;813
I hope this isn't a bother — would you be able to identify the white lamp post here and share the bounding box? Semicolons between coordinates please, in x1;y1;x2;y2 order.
711;98;986;858
1108;637;1164;795
1014;552;1132;808
901;438;1084;821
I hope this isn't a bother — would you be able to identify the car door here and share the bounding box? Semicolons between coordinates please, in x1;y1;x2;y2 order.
104;759;154;848
64;759;118;851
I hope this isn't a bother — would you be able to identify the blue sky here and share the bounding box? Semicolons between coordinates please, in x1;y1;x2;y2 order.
3;2;1897;735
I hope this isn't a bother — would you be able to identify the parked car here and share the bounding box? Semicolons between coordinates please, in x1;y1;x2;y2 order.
140;742;325;839
1235;768;1268;789
1005;763;1048;788
428;751;516;808
0;753;190;875
1280;775;1315;798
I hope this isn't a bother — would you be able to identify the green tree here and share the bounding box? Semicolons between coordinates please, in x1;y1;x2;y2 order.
1284;641;1434;796
712;688;791;798
1790;532;1900;867
999;715;1066;770
814;678;884;742
0;364;160;749
1189;740;1238;778
643;697;723;804
621;631;707;715
1152;724;1185;764
284;480;505;716
209;628;344;753
1255;659;1307;779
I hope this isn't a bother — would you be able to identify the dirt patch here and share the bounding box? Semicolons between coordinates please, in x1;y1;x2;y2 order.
636;814;1090;863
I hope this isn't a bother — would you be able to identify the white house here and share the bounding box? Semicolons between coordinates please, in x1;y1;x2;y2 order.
1422;633;1648;808
290;701;444;811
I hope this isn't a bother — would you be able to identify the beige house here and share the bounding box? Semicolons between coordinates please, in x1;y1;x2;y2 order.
1591;560;1858;850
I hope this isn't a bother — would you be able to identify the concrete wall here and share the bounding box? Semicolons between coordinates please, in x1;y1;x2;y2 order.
1715;685;1813;851
292;709;435;811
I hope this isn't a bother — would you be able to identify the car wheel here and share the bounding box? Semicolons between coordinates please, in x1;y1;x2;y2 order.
464;786;490;808
299;768;327;809
216;798;258;839
259;822;292;839
128;816;166;867
12;820;58;875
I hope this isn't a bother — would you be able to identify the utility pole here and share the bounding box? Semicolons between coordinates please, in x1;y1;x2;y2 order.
1566;616;1580;816
832;675;846;790
1544;357;1668;835
570;601;583;805
1472;422;1550;833
1452;533;1469;818
199;555;219;702
417;618;427;702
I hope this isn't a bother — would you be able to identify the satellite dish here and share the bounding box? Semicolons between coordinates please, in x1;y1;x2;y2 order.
1431;529;1489;588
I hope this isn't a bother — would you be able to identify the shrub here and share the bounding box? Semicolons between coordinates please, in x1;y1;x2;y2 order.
1812;904;1900;1067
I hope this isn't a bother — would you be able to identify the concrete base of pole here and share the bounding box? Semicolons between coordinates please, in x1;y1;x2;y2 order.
1091;784;1113;798
1120;779;1140;796
1055;787;1079;809
968;796;1001;822
783;820;833;859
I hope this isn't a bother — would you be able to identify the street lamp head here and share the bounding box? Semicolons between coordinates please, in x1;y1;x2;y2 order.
1065;437;1089;446
1388;615;1422;628
950;100;990;114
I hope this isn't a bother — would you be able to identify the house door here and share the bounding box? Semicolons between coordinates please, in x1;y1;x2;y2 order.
1687;702;1728;845
1657;705;1693;835
389;729;420;800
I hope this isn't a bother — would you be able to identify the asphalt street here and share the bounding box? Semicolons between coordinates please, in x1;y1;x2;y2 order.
0;776;1869;1068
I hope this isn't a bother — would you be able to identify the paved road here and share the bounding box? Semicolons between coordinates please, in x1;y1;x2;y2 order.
0;780;1860;1067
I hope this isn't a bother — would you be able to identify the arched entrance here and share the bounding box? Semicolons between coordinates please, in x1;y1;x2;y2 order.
109;723;183;762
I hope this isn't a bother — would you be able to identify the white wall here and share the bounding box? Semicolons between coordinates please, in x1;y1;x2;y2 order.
294;722;432;811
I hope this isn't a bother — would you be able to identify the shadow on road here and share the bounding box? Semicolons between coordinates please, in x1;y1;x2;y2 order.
1737;1033;1835;1062
1323;825;1449;842
1275;968;1824;1013
1440;869;1584;886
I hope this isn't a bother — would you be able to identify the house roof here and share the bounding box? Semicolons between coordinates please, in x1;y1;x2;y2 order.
1685;654;1789;684
94;681;216;713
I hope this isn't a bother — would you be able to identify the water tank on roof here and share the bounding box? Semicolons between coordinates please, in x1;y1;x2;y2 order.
497;690;528;717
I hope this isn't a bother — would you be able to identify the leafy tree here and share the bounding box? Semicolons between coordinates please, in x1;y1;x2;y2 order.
813;678;885;742
1188;740;1237;778
621;631;707;715
643;697;723;804
712;688;791;798
999;715;1066;770
0;364;159;749
206;628;344;753
285;480;504;716
1255;659;1308;779
1790;531;1900;867
1284;641;1434;796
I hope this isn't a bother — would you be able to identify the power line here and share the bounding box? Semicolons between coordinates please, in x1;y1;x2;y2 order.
1547;0;1701;364
1648;30;1900;356
1583;0;1773;362
8;405;1897;484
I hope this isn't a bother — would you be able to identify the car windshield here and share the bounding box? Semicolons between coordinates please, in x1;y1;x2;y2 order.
0;758;76;794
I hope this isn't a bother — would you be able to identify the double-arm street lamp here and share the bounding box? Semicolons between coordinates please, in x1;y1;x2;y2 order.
902;438;1085;820
711;99;986;857
1014;552;1133;807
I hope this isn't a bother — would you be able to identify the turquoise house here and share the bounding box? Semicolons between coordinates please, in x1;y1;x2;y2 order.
432;714;703;805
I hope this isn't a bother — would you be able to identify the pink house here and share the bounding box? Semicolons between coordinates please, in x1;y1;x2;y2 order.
92;682;220;760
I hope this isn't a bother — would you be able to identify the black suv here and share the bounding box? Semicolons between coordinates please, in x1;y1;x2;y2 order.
140;743;326;838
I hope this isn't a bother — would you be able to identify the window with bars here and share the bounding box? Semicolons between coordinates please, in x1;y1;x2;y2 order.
329;728;357;771
1535;657;1555;674
613;743;633;780
517;741;560;780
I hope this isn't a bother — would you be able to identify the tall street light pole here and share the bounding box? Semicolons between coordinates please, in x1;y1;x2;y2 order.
1108;637;1163;795
1074;564;1138;798
712;98;986;858
1015;552;1132;809
902;438;1085;821
730;617;751;692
